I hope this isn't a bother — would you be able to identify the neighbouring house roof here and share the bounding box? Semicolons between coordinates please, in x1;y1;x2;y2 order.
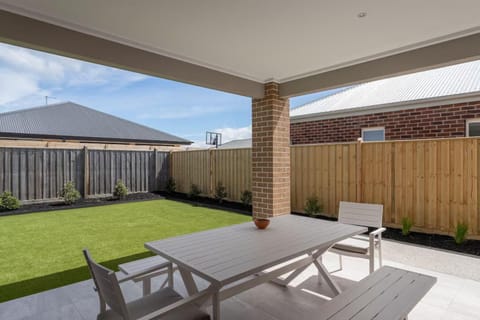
0;102;192;145
291;60;480;122
217;138;252;149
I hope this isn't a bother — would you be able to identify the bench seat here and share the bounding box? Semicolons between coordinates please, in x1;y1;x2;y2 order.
318;266;436;320
119;256;170;275
118;255;173;296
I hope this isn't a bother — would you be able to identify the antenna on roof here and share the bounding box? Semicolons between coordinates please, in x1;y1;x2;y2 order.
45;96;58;105
206;131;222;148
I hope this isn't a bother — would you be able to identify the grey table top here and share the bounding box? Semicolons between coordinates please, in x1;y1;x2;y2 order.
145;214;367;286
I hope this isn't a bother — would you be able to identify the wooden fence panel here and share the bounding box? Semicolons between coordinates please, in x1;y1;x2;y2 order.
360;138;479;237
290;144;357;216
212;148;251;202
171;150;211;195
170;148;251;201
0;148;84;201
87;150;169;196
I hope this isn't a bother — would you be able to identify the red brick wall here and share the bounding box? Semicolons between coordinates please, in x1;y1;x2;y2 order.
291;100;480;144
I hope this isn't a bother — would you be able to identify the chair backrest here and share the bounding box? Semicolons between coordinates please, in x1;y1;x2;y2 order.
83;249;130;319
338;201;383;228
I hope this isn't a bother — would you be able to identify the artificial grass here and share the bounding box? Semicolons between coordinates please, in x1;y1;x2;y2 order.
0;199;250;302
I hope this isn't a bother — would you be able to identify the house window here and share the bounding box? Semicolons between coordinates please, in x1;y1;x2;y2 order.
362;127;385;142
467;119;480;137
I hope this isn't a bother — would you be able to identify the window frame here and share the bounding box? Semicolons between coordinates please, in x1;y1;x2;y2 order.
361;126;385;142
466;118;480;137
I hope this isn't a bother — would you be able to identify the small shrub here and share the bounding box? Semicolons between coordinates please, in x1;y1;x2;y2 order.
166;177;176;193
401;216;413;236
215;182;228;203
0;191;20;211
454;223;468;245
188;184;201;199
304;195;323;216
113;180;128;200
59;181;81;205
240;190;252;207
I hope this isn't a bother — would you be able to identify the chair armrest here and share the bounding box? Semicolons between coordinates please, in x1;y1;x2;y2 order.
369;227;386;238
117;263;175;283
136;288;213;320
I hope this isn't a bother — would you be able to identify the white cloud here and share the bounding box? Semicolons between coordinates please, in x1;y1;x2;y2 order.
0;43;147;106
0;70;40;105
214;125;251;143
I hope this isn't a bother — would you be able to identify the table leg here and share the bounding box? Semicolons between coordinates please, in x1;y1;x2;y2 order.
168;263;174;288
142;278;151;296
313;259;341;295
212;291;220;320
178;267;199;295
274;262;311;286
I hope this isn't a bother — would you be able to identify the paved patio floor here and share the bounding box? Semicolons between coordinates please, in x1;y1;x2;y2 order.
1;238;479;320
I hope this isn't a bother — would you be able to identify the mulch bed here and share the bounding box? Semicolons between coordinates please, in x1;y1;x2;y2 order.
158;192;252;216
382;228;480;256
293;212;480;257
0;192;165;216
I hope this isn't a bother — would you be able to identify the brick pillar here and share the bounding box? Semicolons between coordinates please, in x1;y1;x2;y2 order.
252;82;290;218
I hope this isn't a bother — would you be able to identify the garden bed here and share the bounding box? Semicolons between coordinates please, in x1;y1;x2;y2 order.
0;192;165;216
382;228;480;256
292;212;480;257
158;191;252;216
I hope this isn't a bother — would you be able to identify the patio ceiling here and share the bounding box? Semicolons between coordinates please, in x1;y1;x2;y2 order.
0;1;480;97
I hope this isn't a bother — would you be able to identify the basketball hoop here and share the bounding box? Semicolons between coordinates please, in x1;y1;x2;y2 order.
206;131;222;148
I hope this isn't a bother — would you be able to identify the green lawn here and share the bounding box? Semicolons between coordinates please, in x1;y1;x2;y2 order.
0;199;250;302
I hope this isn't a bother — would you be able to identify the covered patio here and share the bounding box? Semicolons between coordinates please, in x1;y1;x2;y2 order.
0;1;480;319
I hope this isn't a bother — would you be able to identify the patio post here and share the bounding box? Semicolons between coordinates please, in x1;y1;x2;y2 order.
252;82;291;218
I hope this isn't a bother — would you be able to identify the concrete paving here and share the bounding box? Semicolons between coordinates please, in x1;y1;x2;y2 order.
1;238;479;320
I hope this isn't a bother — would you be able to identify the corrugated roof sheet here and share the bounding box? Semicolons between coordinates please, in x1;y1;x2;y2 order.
0;102;191;145
291;60;480;118
217;138;252;149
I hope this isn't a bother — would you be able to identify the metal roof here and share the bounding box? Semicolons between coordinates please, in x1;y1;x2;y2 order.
0;102;191;145
291;60;480;120
217;138;252;149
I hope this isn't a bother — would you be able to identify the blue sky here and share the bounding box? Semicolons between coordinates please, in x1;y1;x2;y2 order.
0;42;341;146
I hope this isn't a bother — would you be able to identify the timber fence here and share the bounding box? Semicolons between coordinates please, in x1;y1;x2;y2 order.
0;147;170;202
171;138;480;238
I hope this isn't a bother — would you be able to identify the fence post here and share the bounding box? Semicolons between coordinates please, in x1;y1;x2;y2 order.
209;149;214;197
83;146;89;198
356;139;363;202
153;148;158;191
168;150;173;182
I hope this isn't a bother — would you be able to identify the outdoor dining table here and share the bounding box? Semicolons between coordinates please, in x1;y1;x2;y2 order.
145;214;367;319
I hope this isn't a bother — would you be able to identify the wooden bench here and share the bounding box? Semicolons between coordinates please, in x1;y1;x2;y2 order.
318;266;436;320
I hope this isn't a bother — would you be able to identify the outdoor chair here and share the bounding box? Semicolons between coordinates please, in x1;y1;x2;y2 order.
83;249;211;320
118;255;176;296
328;201;385;274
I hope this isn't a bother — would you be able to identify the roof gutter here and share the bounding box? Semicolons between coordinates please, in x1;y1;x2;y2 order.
0;133;192;145
290;91;480;123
